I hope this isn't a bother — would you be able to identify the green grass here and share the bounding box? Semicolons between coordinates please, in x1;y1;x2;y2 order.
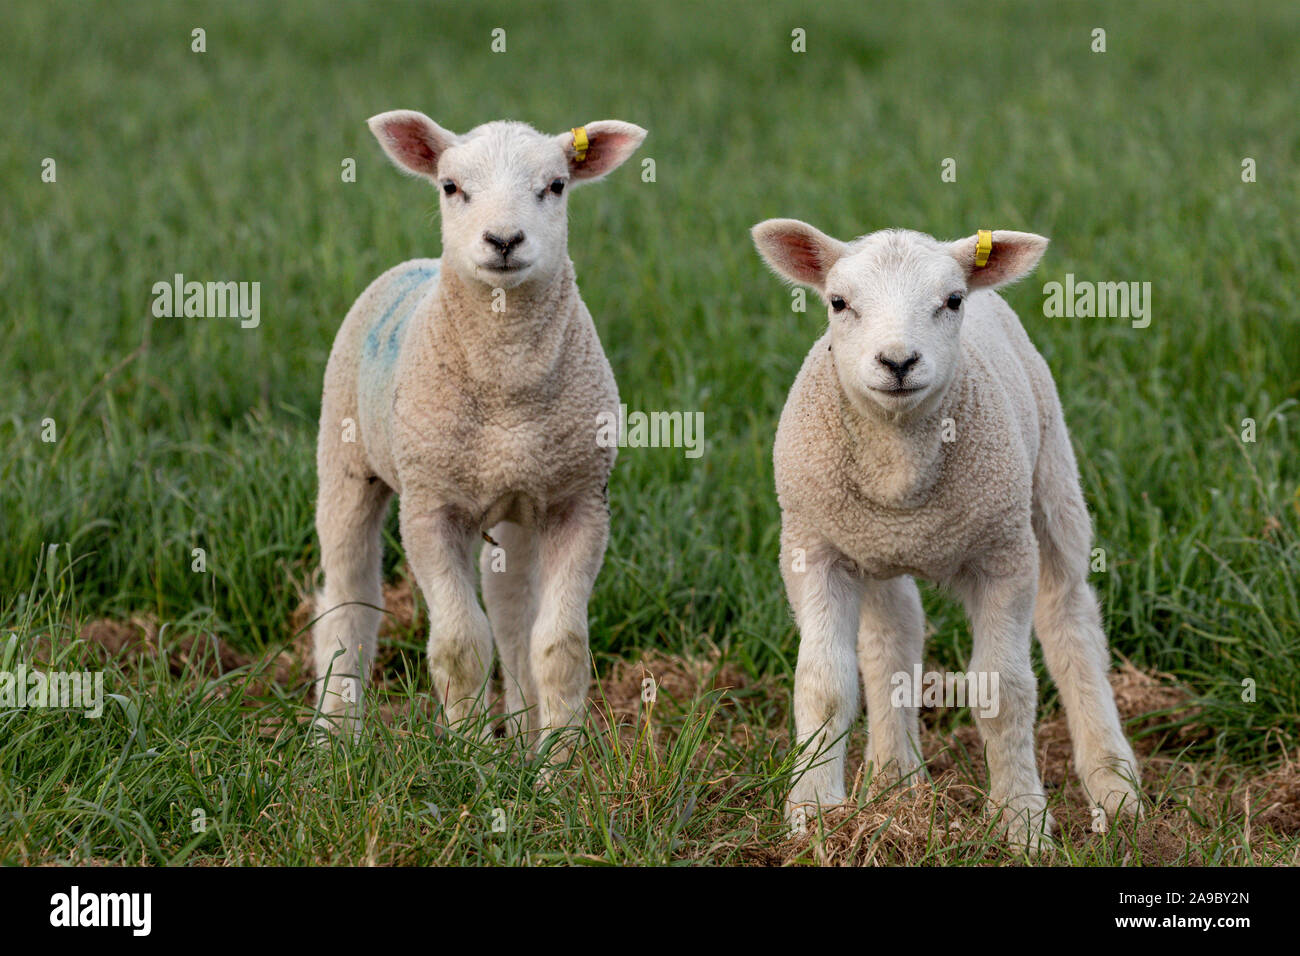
2;0;1298;865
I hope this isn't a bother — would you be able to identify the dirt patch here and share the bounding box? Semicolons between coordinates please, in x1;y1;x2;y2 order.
288;576;423;643
289;573;423;678
74;615;311;697
595;650;751;724
1242;762;1300;836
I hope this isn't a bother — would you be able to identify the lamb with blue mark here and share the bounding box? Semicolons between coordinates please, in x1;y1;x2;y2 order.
312;111;646;753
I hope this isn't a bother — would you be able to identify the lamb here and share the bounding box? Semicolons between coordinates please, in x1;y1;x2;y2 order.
751;219;1141;849
312;111;646;748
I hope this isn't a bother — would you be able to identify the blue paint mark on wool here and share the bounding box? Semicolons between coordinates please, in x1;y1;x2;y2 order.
363;262;440;363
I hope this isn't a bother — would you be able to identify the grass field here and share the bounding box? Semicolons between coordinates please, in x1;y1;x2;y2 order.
2;0;1298;865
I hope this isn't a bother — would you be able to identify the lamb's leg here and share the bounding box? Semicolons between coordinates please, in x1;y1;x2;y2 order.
528;493;609;756
782;524;864;825
312;469;391;741
401;503;494;730
1032;443;1141;821
480;520;539;739
958;557;1055;851
857;575;925;784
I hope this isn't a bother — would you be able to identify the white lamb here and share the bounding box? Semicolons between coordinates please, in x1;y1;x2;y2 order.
312;111;646;746
752;219;1141;849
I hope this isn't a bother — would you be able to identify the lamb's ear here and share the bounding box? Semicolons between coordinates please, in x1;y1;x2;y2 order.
751;219;848;291
368;110;458;180
950;230;1049;289
559;121;647;183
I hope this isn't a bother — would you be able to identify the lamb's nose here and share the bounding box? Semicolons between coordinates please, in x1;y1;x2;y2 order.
483;231;525;257
878;352;920;383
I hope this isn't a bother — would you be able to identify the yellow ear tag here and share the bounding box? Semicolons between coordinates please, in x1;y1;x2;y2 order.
974;229;993;268
571;126;589;162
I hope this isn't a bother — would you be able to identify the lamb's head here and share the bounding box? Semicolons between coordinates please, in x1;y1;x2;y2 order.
753;220;1048;417
369;111;646;290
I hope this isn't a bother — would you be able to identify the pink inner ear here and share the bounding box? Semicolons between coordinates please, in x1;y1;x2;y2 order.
780;234;828;279
384;119;438;168
967;236;1045;289
573;131;635;178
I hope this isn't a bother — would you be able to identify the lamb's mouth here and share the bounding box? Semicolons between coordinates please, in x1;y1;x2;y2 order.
479;260;530;274
870;385;927;396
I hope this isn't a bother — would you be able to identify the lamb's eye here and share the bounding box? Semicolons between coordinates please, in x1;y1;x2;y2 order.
549;179;565;195
946;293;963;310
442;181;458;196
829;295;847;312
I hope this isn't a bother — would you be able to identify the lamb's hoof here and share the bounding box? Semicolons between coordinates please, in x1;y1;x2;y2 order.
785;789;846;837
1086;766;1144;824
998;805;1058;858
786;803;815;838
310;712;360;745
532;731;583;792
535;763;561;790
